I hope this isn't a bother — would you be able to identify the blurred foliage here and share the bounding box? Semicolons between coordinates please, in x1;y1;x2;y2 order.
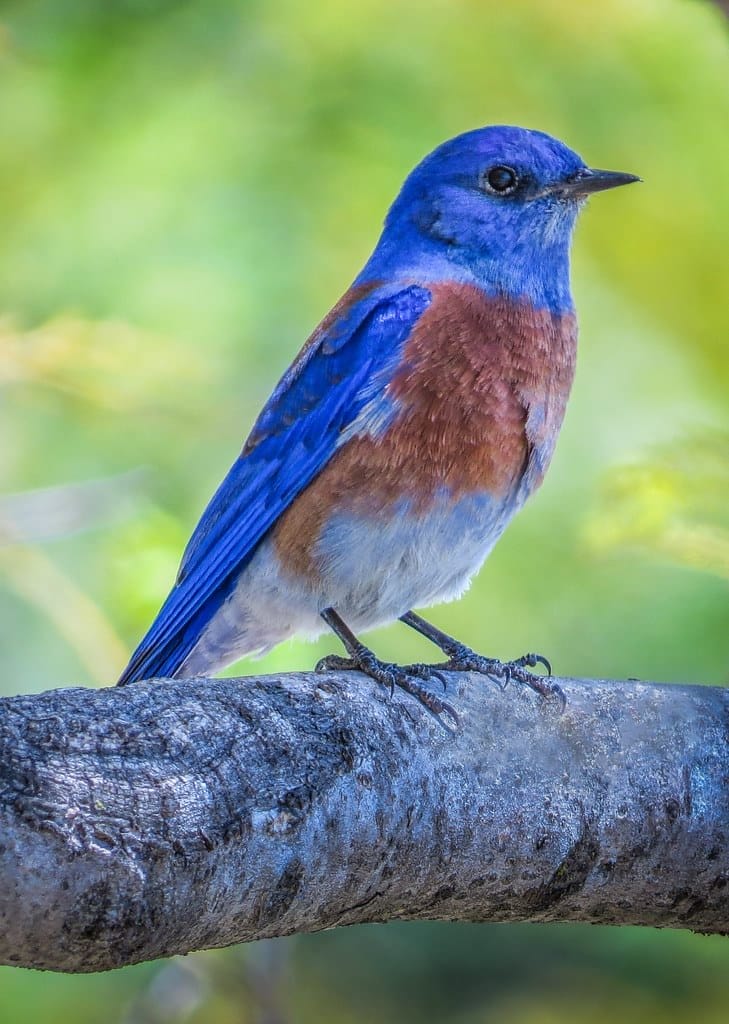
0;0;727;1020
587;433;729;580
0;314;213;412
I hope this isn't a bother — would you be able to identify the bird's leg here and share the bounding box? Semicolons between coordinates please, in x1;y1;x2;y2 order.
316;607;458;728
399;610;565;708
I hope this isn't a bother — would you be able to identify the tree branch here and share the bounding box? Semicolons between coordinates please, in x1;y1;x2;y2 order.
1;669;728;973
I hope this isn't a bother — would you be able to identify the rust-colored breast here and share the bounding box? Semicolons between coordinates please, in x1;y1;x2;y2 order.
273;282;577;576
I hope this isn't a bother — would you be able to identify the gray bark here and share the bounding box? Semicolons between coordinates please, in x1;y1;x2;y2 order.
0;670;727;973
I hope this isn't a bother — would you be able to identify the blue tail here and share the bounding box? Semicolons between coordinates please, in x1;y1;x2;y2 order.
117;576;235;685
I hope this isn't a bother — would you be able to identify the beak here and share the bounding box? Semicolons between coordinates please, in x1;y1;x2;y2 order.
556;167;641;198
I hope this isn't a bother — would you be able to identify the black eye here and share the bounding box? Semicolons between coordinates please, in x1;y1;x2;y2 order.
484;165;518;195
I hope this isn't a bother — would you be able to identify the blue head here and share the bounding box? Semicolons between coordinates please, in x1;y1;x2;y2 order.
361;126;638;313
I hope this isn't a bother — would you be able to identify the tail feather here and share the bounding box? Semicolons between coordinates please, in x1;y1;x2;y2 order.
117;581;233;686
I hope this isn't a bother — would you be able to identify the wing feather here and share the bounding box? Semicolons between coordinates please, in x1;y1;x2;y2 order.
118;283;431;684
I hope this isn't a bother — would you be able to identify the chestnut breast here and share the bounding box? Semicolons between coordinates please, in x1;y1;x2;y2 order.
273;281;577;575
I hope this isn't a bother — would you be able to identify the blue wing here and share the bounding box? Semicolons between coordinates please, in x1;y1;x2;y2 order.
118;282;432;684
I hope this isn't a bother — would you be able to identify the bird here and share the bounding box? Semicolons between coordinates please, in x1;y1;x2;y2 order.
118;125;639;725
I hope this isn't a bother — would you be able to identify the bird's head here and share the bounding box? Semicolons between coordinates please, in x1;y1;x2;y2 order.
376;125;639;312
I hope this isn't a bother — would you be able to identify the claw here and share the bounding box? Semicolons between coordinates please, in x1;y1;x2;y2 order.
432;670;448;693
509;663;566;710
318;608;460;731
406;680;459;730
548;680;567;713
401;663;449;692
488;670;510;692
527;675;566;712
396;610;562;712
514;651;552;676
439;647;563;710
430;697;460;733
317;651;457;731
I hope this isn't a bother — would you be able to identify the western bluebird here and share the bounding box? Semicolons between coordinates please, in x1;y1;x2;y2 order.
118;125;638;724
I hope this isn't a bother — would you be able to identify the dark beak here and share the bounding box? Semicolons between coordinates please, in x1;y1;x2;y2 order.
557;167;641;198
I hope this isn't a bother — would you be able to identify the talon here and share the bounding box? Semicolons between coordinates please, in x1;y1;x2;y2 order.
430;697;460;732
408;683;459;730
318;608;460;732
396;611;563;711
400;662;449;692
442;704;460;731
489;669;510;692
386;668;457;730
439;647;564;708
346;658;458;728
509;664;565;708
432;669;448;693
533;677;566;711
548;680;567;713
514;651;552;676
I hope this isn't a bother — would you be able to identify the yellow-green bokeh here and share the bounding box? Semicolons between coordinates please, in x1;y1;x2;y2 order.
1;0;728;1020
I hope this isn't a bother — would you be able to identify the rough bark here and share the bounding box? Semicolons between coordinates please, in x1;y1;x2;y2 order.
0;670;727;973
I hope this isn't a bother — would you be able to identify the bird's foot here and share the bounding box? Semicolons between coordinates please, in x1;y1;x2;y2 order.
436;642;565;710
315;652;458;730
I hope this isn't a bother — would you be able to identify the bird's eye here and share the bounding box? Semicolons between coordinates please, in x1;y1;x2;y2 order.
483;165;519;196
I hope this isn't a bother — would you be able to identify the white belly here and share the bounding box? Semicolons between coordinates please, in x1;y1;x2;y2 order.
180;492;519;676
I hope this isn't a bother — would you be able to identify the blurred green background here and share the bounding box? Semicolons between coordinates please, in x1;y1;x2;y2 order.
1;0;728;1020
